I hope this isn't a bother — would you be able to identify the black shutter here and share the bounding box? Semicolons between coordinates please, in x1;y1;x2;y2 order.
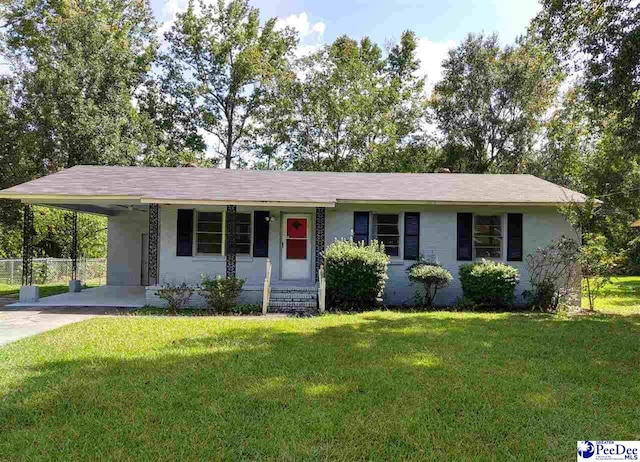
353;212;369;244
404;212;420;260
457;213;473;261
176;209;194;256
253;211;270;257
507;213;523;261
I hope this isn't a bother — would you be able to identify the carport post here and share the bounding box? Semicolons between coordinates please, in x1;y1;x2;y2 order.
19;204;39;302
68;211;81;293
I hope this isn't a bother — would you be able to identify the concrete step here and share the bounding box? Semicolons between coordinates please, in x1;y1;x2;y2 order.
270;287;316;293
270;292;317;301
269;300;317;308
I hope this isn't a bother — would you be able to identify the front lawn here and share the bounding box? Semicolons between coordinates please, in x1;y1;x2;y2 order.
1;311;639;460
585;276;640;315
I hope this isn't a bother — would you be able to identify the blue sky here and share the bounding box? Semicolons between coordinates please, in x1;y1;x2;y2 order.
150;0;541;86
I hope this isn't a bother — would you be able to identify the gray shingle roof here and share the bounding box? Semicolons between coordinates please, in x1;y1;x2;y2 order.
0;165;589;205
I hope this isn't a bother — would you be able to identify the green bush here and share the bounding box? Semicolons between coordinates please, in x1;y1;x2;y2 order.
156;282;193;315
408;263;453;307
459;259;520;307
325;239;389;311
199;275;245;313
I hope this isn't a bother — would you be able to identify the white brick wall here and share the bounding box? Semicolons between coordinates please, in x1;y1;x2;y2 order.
123;203;578;307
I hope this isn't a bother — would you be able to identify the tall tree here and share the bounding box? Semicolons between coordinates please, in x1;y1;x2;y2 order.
288;32;428;172
1;0;157;171
163;0;297;168
430;33;562;173
533;0;640;142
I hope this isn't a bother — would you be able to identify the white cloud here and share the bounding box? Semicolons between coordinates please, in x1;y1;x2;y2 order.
415;37;457;91
275;12;325;41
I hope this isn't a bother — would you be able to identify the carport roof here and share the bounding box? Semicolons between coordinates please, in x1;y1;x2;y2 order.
0;165;590;207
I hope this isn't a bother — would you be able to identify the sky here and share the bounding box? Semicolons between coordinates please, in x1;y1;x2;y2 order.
150;0;541;87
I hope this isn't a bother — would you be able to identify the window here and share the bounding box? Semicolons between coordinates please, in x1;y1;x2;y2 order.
235;213;251;255
196;212;223;254
374;214;400;257
473;215;502;258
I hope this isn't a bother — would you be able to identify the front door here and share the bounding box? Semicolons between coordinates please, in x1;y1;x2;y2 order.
281;214;312;280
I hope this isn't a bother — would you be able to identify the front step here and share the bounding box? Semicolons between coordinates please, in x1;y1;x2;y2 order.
268;286;318;314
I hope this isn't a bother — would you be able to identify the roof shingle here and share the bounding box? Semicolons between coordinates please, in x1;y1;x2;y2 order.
0;165;589;205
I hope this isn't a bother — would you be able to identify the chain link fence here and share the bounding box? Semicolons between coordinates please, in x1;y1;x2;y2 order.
0;258;106;285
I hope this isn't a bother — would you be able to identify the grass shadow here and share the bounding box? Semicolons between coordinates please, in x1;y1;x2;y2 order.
1;312;639;460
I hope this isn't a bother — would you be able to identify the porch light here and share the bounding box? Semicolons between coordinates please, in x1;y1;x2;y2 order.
265;215;276;223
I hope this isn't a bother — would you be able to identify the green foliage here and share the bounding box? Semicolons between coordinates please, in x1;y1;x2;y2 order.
162;0;297;168
1;0;157;170
288;32;428;172
431;33;562;173
156;282;194;315
580;233;616;311
324;239;389;311
199;275;245;313
459;260;520;307
407;260;453;307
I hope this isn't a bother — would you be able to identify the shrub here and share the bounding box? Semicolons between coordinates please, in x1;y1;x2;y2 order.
407;261;453;307
525;236;580;312
155;282;193;315
324;239;389;311
199;275;245;313
459;259;520;307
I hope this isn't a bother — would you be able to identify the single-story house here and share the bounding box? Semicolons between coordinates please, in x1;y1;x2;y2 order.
0;166;588;310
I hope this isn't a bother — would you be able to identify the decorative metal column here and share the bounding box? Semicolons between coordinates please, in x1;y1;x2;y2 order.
69;211;78;280
315;207;326;281
148;204;159;285
21;204;34;286
225;205;237;278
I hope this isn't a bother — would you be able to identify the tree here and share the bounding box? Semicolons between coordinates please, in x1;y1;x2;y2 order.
430;33;562;173
163;0;298;168
580;233;615;311
288;32;428;172
533;0;640;142
1;0;157;171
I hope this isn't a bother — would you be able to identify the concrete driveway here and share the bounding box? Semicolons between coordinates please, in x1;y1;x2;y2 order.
0;296;109;346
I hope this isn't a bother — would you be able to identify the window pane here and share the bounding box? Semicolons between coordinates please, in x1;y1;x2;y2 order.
377;214;399;224
474;215;502;258
197;233;222;244
386;246;399;257
198;212;222;223
236;244;251;255
236;213;251;224
379;236;399;247
198;222;222;233
234;223;251;234
197;243;221;254
377;224;399;235
236;234;250;245
286;239;307;259
476;247;501;258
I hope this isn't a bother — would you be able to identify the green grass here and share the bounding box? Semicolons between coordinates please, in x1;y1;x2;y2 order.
1;311;640;460
0;281;101;297
584;276;640;315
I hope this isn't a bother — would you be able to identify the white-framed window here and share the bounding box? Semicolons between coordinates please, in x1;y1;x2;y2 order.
195;210;253;256
235;212;252;255
373;213;400;257
473;215;502;258
196;211;224;255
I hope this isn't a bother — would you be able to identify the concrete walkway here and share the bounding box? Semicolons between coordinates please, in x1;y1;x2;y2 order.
0;295;109;346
